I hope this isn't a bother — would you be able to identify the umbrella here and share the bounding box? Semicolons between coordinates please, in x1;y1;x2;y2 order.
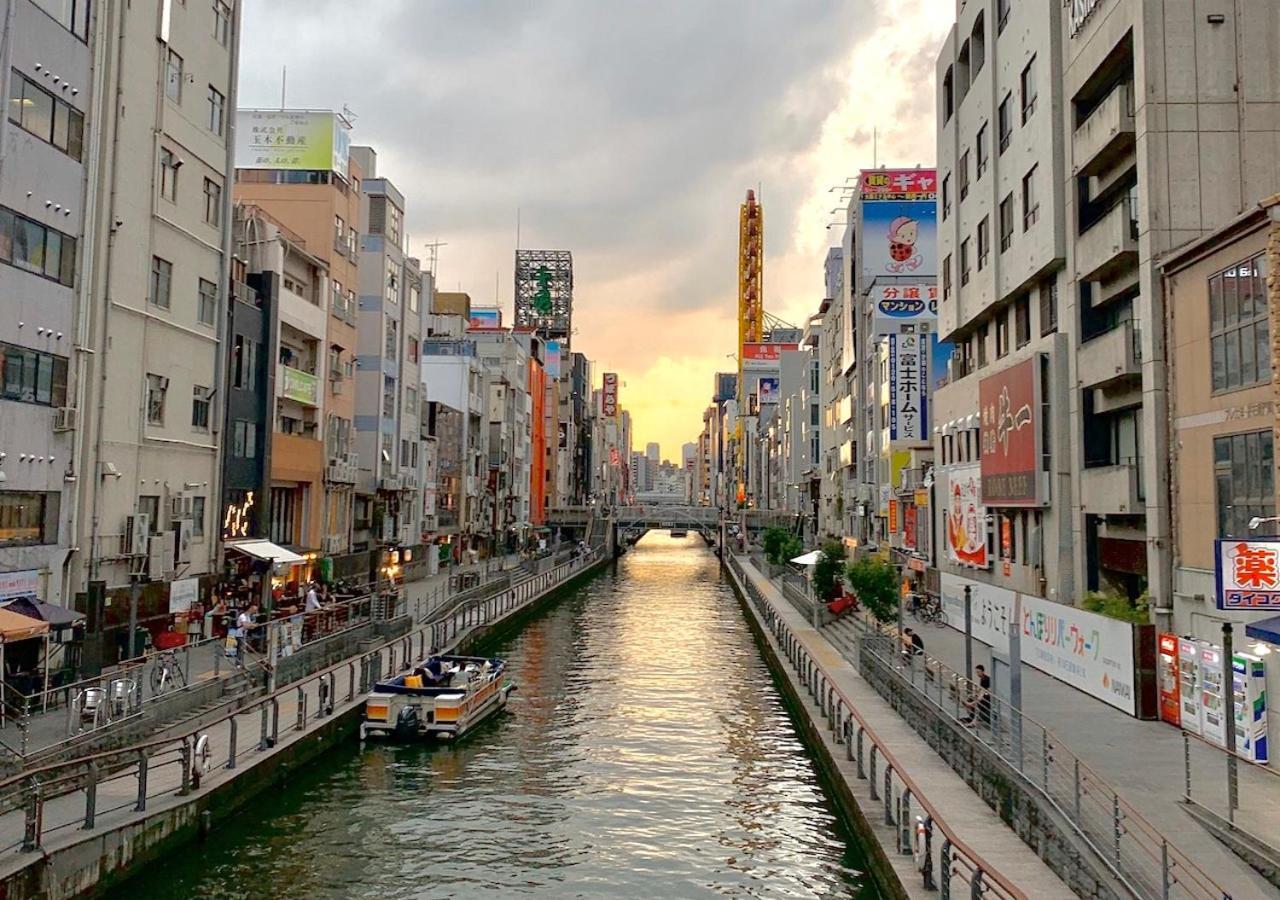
2;597;85;631
0;607;49;641
790;550;824;567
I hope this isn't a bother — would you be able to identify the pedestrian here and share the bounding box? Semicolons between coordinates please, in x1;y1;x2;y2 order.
960;664;991;727
236;603;258;665
305;581;321;613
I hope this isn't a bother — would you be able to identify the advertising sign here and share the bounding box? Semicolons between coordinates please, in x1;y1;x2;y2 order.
279;366;319;405
888;333;927;443
859;169;938;283
235;110;350;179
1216;538;1280;609
946;464;989;568
742;342;798;371
602;372;619;418
715;372;737;403
940;573;1138;714
544;340;562;379
168;577;199;614
872;284;937;335
904;504;917;550
979;355;1043;506
468;308;502;329
0;569;38;601
758;377;779;405
888;500;899;534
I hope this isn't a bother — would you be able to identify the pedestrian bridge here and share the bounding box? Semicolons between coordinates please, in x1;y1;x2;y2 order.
613;506;719;531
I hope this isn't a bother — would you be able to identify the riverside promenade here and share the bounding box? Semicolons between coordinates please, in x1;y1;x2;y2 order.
725;553;1073;899
0;547;609;899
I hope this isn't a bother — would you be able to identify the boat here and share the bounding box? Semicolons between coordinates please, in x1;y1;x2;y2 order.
669;528;688;538
359;654;516;741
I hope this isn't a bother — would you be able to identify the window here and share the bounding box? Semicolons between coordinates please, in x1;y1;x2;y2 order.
207;86;224;136
976;323;988;368
1022;165;1039;230
233;420;258;458
385;317;398;358
1040;281;1058;336
0;491;59;547
942;254;953;300
942;66;954;123
976;122;988;179
165;50;183;102
977;216;990;270
1210;252;1270;393
996;310;1010;358
0;343;67;406
942;174;951;220
159;148;179;201
203;178;222;227
997;0;1010;33
1015;294;1031;347
191;496;206;538
137;495;160;534
150;256;172;309
213;0;231;45
958;150;970;200
0;206;76;286
8;70;84;161
409;284;420;314
1215;430;1275;538
232;335;258;390
146;374;168;426
970;13;986;77
996;196;1016;256
383;375;396;417
334;215;345;250
191;386;210;430
960;237;972;286
30;0;90;40
198;278;217;326
1021;56;1037;123
998;93;1013;154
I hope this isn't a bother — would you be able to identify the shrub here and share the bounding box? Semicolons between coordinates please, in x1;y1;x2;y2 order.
1081;590;1150;625
779;533;805;566
761;526;789;565
812;539;848;600
847;555;899;623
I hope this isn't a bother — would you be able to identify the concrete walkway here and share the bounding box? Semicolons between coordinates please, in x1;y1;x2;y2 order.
822;610;1278;900
732;556;1074;898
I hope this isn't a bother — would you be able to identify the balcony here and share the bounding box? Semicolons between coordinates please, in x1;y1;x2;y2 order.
1075;197;1138;283
1077;319;1142;390
1080;460;1144;516
1072;84;1135;179
326;454;358;484
278;365;320;407
379;475;403;492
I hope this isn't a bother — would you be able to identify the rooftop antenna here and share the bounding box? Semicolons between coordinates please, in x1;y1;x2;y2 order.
423;240;447;274
338;105;359;129
280;66;286;109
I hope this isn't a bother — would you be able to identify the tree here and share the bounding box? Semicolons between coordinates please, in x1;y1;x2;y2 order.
779;533;804;566
761;526;789;565
847;555;899;623
812;540;848;600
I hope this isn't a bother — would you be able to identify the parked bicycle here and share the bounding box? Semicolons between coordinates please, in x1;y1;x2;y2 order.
149;649;187;696
910;593;946;626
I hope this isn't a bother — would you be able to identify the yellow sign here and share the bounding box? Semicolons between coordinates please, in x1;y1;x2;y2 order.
915;488;929;506
235;110;351;179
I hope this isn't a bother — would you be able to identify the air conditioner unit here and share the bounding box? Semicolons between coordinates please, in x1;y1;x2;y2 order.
126;514;150;556
52;407;77;432
175;519;193;564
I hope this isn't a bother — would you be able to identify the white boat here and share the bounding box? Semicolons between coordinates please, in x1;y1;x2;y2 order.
359;654;516;741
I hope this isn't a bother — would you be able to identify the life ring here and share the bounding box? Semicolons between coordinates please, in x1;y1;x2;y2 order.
192;733;212;786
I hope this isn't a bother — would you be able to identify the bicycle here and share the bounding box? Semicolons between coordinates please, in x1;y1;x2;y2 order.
911;594;946;626
149;649;187;696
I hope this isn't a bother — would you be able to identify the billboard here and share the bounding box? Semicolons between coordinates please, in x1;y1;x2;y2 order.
602;372;619;418
235;110;351;179
0;569;38;601
715;372;737;403
758;377;780;405
859;169;938;283
888;333;927;443
515;249;573;341
544;340;563;379
743;342;798;371
872;283;937;335
979;355;1043;506
946;464;990;568
940;573;1139;714
468;308;502;329
1216;539;1280;610
903;504;917;550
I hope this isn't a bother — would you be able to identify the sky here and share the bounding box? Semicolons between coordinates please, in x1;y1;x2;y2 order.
239;0;952;460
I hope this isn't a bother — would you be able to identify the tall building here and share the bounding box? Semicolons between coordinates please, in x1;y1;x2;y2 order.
0;0;97;606
73;0;241;601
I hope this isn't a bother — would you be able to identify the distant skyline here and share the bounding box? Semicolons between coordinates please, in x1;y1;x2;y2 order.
238;0;950;454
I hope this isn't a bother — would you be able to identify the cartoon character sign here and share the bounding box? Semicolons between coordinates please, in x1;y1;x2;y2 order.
946;464;989;568
887;216;923;271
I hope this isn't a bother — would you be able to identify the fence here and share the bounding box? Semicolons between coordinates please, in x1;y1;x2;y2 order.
726;556;1026;899
1182;727;1280;866
0;546;607;858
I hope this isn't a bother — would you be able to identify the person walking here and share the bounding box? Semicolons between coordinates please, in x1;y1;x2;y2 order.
960;664;991;727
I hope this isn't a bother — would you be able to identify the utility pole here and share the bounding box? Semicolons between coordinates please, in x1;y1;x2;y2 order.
1223;623;1239;823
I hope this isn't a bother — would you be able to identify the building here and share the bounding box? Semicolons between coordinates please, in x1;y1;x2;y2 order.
73;0;240;602
0;0;98;606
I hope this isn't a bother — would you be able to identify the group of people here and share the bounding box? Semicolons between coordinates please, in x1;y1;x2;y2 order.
898;625;991;728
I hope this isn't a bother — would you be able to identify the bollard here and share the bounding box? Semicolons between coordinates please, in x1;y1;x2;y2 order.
135;751;149;812
228;716;239;769
22;780;41;851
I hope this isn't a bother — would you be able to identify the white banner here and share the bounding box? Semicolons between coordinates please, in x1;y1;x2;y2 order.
0;570;39;601
169;577;199;614
939;573;1137;714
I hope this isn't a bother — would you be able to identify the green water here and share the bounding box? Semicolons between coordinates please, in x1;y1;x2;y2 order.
116;535;883;899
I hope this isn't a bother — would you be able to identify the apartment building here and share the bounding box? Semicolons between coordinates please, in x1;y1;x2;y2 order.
0;0;96;605
473;329;531;540
74;0;239;597
233;110;363;557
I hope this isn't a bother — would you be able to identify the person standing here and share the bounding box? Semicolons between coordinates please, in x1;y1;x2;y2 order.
236;603;258;666
305;582;321;613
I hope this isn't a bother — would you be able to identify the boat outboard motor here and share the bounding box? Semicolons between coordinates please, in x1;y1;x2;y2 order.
394;705;421;739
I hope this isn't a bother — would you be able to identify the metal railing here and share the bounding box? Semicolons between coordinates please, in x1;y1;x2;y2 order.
726;556;1025;899
1183;727;1280;860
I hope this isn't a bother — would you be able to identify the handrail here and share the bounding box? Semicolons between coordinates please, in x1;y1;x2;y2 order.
726;555;1025;899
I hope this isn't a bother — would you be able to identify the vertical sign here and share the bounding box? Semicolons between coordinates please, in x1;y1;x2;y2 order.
889;334;926;443
1216;538;1280;609
602;373;619;418
979;355;1044;506
888;500;899;535
904;504;917;550
946;463;990;568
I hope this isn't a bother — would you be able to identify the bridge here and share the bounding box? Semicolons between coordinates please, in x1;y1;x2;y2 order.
546;506;722;547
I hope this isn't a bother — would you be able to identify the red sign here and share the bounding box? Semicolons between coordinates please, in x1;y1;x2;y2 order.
979;355;1043;506
859;168;938;200
602;372;619;418
742;342;798;370
1157;632;1181;726
903;504;917;550
888;500;899;534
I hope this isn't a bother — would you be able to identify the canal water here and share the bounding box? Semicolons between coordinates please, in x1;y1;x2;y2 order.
117;535;881;899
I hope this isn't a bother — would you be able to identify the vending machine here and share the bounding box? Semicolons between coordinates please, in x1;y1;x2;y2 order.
1232;653;1269;764
1178;637;1203;735
1158;634;1181;726
1200;644;1228;748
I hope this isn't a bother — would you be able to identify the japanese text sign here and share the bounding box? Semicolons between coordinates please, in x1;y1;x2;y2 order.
1216;539;1280;609
872;283;938;335
889;334;928;444
602;372;619;418
742;342;798;371
979;355;1044;506
860;168;937;283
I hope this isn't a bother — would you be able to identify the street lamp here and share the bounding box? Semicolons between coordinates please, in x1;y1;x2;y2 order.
1249;516;1280;530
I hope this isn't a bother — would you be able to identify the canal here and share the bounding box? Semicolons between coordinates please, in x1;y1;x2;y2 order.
115;535;882;899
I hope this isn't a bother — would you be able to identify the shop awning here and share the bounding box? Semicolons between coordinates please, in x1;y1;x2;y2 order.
1;597;85;630
0;607;49;641
1245;615;1280;647
226;539;306;566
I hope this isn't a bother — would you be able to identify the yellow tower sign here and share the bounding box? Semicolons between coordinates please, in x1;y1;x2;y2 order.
735;190;763;505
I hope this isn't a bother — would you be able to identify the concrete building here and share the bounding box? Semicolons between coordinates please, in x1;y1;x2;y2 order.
473;329;532;542
74;0;240;599
0;0;97;606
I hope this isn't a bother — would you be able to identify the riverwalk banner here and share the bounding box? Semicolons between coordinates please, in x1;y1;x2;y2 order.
939;573;1138;715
